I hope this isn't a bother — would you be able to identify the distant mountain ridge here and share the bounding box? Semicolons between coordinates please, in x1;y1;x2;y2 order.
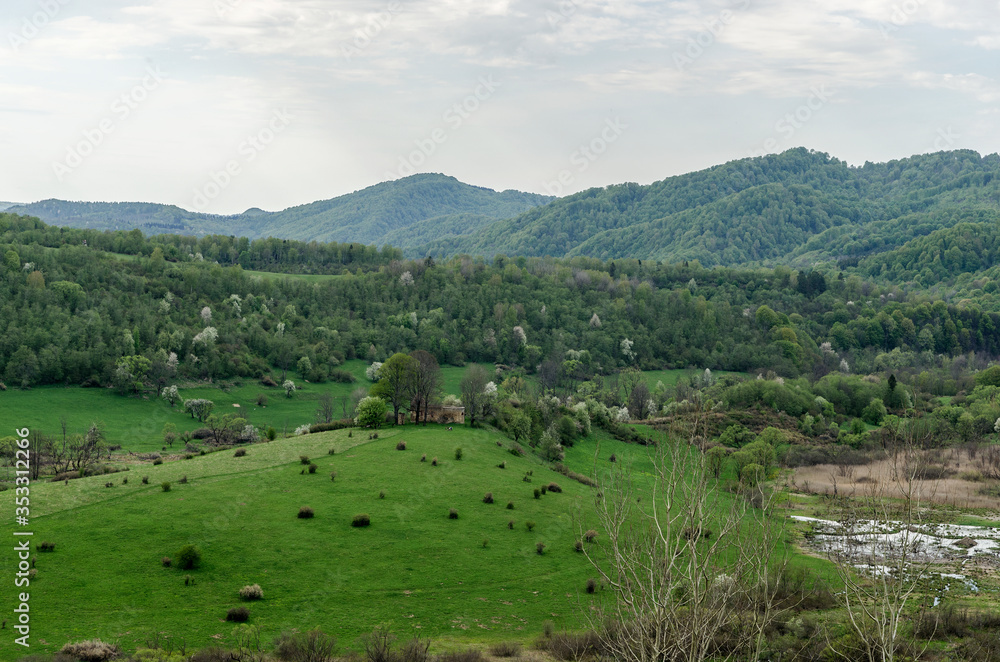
10;174;553;249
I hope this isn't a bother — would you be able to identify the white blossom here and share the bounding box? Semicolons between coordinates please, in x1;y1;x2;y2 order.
840;358;850;373
484;381;498;397
167;352;179;369
613;406;630;423
589;313;601;328
294;424;311;436
276;322;285;337
621;338;635;361
192;326;218;346
400;271;414;286
513;326;527;346
200;306;212;323
366;362;383;381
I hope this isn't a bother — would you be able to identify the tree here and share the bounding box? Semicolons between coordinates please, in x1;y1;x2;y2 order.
283;380;296;398
162;423;177;448
183;398;215;422
584;430;786;662
355;396;388;428
67;423;105;476
316;392;335;424
373;352;416;425
410;350;443;425
4;346;38;389
460;364;490;427
205;413;248;445
161;385;180;407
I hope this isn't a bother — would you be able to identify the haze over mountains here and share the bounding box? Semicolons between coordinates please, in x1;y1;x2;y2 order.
12;148;1000;269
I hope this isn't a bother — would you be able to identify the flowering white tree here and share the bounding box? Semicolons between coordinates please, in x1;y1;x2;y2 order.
161;385;180;407
192;326;218;346
590;313;602;328
512;326;527;346
366;362;383;381
621;338;635;362
167;352;179;370
283;380;296;398
200;306;212;323
399;271;414;286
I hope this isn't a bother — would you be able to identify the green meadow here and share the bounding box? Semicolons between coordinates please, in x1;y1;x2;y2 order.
1;425;608;659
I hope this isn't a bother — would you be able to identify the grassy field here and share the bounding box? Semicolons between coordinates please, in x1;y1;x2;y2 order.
1;424;607;658
244;270;345;282
0;361;494;454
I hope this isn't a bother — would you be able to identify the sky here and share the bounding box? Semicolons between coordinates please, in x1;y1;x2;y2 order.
1;0;998;214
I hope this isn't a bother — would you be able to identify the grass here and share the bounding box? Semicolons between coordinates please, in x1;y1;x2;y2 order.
0;425;602;658
244;270;345;283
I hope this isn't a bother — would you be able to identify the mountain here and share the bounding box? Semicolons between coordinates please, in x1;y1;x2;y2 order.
416;148;1000;266
10;174;553;247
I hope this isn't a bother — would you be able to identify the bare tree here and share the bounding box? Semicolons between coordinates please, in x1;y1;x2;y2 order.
316;392;335;424
584;426;785;662
460;364;490;427
410;350;443;425
826;433;937;662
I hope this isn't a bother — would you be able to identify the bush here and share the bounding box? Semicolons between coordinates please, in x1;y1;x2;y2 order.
300;455;311;465
178;475;188;484
379;490;386;499
575;540;583;552
328;447;336;455
536;542;546;555
489;642;522;658
298;506;315;519
273;628;338;662
239;584;263;601
483;492;494;504
541;485;547;495
545;631;601;661
184;454;194;460
448;508;459;519
497;461;506;469
482;538;489;548
526;520;536;531
352;513;371;527
547;482;562;493
226;606;250;622
508;520;515;529
308;463;318;474
104;481;113;488
506;501;514;510
59;640;120;662
584;529;598;542
310;419;356;433
161;482;171;492
256;393;268;406
142;476;149;484
234;448;247;457
585;578;597;594
609;453;616;462
330;471;338;481
420;454;427;462
396;441;407;450
454;447;463;460
175;544;201;570
330;369;356;383
152;458;163;466
533;488;541;499
431;457;438;466
162;556;171;567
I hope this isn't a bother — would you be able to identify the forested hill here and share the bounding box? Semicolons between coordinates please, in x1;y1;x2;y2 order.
5;211;1000;393
10;174;553;248
417;149;1000;265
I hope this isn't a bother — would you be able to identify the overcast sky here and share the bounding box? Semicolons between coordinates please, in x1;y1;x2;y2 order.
1;0;998;214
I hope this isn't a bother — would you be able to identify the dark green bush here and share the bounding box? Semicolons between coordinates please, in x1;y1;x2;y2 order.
225;606;249;622
175;544;201;570
298;507;315;519
352;514;371;527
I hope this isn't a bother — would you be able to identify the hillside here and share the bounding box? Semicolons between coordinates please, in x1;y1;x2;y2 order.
417;149;1000;265
10;174;552;247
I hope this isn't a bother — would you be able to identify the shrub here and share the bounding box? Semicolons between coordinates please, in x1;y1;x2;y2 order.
298;506;315;519
226;606;250;622
330;471;338;481
533;488;541;499
59;640;120;662
161;482;171;492
274;629;338;662
448;508;459;519
234;448;247;457
508;520;515;529
105;482;113;488
431;457;438;466
396;441;407;450
584;529;598;542
547;482;562;493
184;454;194;460
162;556;171;567
575;540;583;552
308;464;318;474
184;574;194;586
256;393;268;406
585;578;597;594
239;584;263;601
175;544;201;570
352;513;371;527
609;453;616;462
545;631;601;661
536;542;545;555
526;520;536;531
266;426;277;441
37;540;54;552
482;538;489;548
152;458;163;466
497;461;506;469
300;455;311;465
489;642;522;658
379;490;386;499
142;476;149;484
328;447;336;455
541;485;547;495
506;501;514;510
420;454;427;462
483;492;494;504
179;475;188;484
454;447;463;460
